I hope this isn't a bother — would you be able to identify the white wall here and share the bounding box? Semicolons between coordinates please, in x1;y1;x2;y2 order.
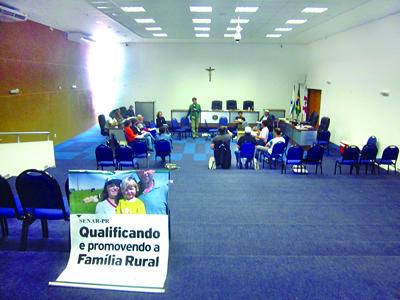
119;43;306;118
306;13;400;153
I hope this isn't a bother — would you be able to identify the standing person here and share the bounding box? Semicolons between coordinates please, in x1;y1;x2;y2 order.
95;178;122;214
187;97;201;138
116;177;146;214
137;170;168;215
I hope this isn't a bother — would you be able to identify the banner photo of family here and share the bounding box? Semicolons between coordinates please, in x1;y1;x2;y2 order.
50;170;170;293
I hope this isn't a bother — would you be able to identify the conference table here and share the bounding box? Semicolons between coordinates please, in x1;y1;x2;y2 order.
278;119;317;148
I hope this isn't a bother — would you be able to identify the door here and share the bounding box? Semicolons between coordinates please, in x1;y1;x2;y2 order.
307;89;321;125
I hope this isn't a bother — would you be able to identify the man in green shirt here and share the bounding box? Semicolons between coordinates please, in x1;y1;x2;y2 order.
187;97;201;138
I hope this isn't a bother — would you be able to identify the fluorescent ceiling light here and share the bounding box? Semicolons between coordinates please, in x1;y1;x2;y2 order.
286;19;307;24
194;27;210;31
95;21;104;24
227;27;237;31
153;33;167;37
224;34;235;38
190;6;212;12
145;27;162;31
230;19;249;24
192;18;211;24
302;7;328;13
97;6;110;9
121;6;145;12
275;27;292;32
235;7;258;13
196;33;209;38
266;34;282;38
135;18;155;23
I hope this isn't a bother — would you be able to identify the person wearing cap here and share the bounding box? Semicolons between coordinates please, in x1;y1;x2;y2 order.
235;126;257;168
260;109;274;131
95;178;123;214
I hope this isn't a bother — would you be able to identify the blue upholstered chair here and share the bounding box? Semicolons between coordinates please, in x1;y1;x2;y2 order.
131;140;149;169
359;144;378;174
376;145;399;174
226;100;237;110
211;100;222;110
155;139;172;163
171;118;185;139
180;117;191;138
334;145;360;175
115;145;137;170
16;169;69;251
0;176;23;237
303;145;325;174
315;130;331;155
262;141;286;169
95;144;115;170
282;145;304;174
236;142;255;169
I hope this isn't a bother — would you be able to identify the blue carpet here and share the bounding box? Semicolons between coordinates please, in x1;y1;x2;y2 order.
1;125;400;299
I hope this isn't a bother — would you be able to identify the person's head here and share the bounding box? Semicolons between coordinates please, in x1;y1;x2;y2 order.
157;111;163;118
261;120;268;128
121;177;139;201
124;120;131;127
137;170;155;186
159;126;166;134
264;109;269;117
129;105;133;110
274;127;282;137
218;126;227;135
244;126;252;135
101;178;122;201
238;111;243;116
192;97;197;103
136;114;144;122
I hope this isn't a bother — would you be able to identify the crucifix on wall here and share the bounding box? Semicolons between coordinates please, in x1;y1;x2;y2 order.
205;66;215;82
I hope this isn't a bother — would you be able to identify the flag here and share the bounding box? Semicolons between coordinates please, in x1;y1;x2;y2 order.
289;85;296;118
295;84;301;117
302;85;308;121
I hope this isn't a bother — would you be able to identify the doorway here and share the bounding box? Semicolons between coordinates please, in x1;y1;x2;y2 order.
307;89;321;125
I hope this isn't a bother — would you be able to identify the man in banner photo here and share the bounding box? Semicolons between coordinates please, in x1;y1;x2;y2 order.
52;170;170;293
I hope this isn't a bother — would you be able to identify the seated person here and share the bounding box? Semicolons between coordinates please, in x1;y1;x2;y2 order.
235;111;246;131
125;105;135;118
235;126;257;168
123;120;143;145
133;114;155;151
114;109;124;124
255;127;285;158
155;127;173;163
210;126;232;169
256;120;269;145
156;111;168;131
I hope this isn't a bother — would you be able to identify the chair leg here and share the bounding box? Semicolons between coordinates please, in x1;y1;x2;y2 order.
20;217;35;251
334;162;337;174
41;219;49;238
1;217;8;237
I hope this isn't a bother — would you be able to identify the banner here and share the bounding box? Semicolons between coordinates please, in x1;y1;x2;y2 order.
50;170;170;293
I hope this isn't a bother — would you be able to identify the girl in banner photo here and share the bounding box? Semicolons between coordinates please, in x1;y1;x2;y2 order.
116;176;146;214
95;178;123;214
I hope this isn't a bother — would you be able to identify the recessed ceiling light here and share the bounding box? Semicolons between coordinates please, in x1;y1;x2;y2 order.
135;18;156;23
92;1;108;3
111;13;118;16
192;18;211;24
194;27;210;31
95;21;103;24
275;28;292;32
301;7;328;13
196;33;209;38
97;6;110;9
190;6;212;13
266;34;282;38
145;27;162;31
235;7;258;13
286;19;307;24
153;33;167;37
121;6;146;12
224;34;235;38
230;19;249;24
227;27;237;31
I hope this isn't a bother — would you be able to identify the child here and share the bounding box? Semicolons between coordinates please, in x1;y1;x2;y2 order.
116;177;146;214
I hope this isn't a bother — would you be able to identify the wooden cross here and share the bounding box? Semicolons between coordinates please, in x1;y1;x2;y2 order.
205;66;215;82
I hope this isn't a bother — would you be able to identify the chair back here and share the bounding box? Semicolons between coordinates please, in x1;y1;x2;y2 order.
286;146;304;162
342;145;360;162
307;111;319;127
180;117;190;128
366;136;377;147
115;145;134;162
267;132;273;142
211;100;222;110
240;142;255;159
306;145;324;162
171;118;179;130
219;116;229;126
131;140;148;158
381;145;399;161
360;144;378;161
95;144;114;162
243;100;254;110
319;117;330;131
226;100;237;110
98;114;108;136
119;106;127;117
155;140;172;157
317;130;331;142
0;176;22;217
149;120;156;128
271;141;286;156
16;169;68;217
282;135;290;149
